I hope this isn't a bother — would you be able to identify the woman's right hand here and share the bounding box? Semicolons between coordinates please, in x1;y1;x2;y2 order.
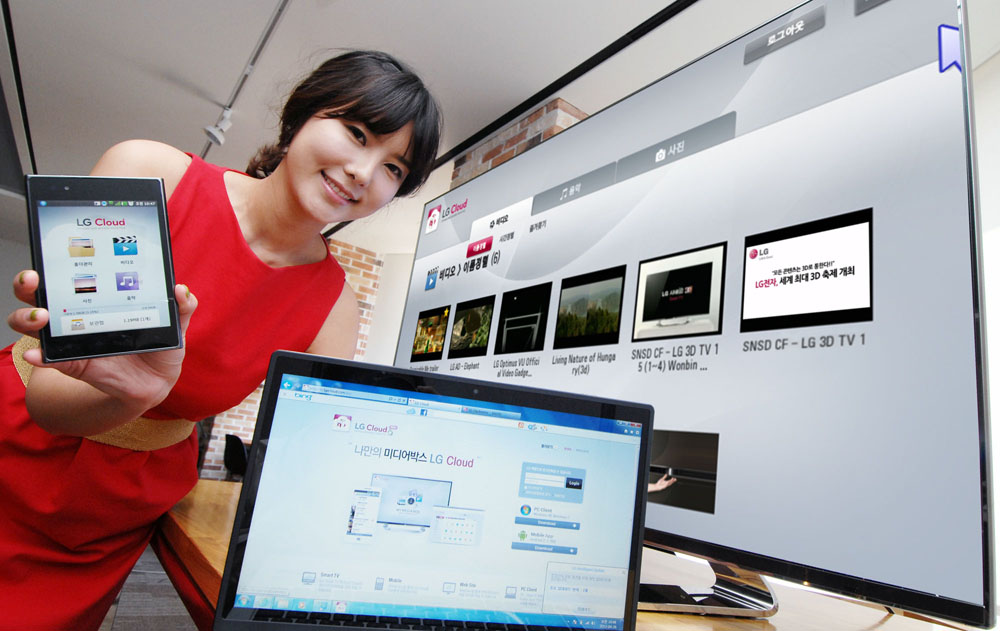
9;270;200;435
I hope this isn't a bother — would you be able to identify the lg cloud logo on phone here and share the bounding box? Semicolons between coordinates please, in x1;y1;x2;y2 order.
77;217;126;227
425;205;441;234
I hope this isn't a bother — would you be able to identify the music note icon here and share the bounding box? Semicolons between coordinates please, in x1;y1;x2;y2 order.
115;272;140;291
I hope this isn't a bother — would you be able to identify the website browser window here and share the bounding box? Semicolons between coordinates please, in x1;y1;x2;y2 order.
234;375;643;628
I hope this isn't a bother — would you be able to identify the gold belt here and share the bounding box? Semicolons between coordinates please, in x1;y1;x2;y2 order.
12;336;194;451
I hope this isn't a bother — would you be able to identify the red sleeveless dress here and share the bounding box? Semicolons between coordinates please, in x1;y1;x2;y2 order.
0;155;346;630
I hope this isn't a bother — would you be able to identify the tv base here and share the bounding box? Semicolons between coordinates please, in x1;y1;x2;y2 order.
638;559;778;618
655;317;690;327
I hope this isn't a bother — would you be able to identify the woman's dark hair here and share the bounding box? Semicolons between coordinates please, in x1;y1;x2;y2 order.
247;50;442;197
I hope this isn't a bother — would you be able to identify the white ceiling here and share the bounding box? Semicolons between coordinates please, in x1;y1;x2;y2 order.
1;0;998;250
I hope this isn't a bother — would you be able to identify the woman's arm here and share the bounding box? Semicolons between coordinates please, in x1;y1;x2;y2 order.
90;139;192;194
8;140;197;436
305;284;361;359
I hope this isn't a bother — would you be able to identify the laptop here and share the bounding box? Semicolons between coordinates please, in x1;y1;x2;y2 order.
214;351;653;631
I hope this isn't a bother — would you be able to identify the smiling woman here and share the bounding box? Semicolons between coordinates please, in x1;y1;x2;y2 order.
0;50;441;630
279;115;415;224
247;51;441;197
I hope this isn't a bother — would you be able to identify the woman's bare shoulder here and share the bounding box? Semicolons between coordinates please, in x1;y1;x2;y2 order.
90;140;193;197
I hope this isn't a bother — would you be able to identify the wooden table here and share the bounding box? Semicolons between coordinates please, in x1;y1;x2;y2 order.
160;479;959;631
159;478;242;610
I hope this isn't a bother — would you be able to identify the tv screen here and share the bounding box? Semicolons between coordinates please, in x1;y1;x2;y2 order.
648;430;719;515
741;208;873;332
649;429;719;475
410;306;450;363
642;263;712;322
395;0;990;626
494;282;552;355
370;474;453;528
634;242;726;341
554;265;626;349
448;295;495;359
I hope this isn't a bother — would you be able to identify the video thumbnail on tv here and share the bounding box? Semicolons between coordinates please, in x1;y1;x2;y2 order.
554;265;626;350
410;306;450;362
647;429;719;515
494;283;553;355
447;295;496;359
741;208;872;332
633;243;726;342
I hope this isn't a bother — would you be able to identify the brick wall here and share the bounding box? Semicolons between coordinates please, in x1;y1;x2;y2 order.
328;240;381;358
450;98;588;189
199;238;383;479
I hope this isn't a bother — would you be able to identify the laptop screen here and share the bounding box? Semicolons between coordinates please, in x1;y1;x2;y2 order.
217;352;651;631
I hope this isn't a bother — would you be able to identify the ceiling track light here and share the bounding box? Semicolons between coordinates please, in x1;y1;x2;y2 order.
199;0;289;159
204;107;233;146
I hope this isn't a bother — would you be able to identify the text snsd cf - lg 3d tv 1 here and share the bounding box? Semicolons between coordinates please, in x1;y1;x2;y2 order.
396;0;991;626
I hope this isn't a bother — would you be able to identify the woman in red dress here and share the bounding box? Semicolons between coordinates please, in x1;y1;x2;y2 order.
0;50;441;630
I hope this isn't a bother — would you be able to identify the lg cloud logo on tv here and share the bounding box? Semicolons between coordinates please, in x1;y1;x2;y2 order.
425;200;470;234
425;205;441;233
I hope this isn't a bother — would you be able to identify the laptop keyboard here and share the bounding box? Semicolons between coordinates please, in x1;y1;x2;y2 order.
250;611;580;631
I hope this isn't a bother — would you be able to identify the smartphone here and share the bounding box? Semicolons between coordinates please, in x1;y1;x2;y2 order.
24;175;181;362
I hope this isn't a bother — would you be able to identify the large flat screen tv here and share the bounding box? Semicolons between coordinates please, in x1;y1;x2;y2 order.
395;0;991;626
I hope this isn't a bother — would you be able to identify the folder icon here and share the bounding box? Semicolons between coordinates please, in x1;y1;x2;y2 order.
68;237;94;257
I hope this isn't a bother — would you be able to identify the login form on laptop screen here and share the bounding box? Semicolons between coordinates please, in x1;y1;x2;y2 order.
233;373;644;629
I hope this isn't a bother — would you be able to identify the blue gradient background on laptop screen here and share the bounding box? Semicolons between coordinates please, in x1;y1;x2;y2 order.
234;375;643;629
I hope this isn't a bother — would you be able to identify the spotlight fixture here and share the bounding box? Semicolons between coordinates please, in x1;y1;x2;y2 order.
198;0;288;158
204;108;233;146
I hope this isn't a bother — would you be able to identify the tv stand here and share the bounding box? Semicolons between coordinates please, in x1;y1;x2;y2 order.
638;554;778;618
655;317;690;327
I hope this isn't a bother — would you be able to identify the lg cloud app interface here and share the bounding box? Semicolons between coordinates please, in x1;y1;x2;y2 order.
36;201;170;337
234;375;643;628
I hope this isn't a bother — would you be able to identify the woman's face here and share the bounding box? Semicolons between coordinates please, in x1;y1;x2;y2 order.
283;114;414;224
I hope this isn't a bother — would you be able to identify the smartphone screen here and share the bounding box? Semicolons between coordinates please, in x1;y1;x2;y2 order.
26;175;181;361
